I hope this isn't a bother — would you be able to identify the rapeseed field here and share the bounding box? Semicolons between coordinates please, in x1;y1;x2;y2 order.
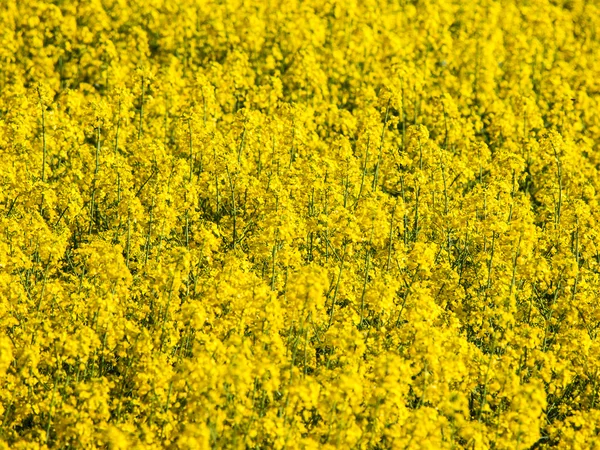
1;0;600;448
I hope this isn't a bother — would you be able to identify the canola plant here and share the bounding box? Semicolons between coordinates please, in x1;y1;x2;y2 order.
1;0;600;448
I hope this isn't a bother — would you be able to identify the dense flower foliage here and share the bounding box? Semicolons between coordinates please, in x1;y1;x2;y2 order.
1;0;600;448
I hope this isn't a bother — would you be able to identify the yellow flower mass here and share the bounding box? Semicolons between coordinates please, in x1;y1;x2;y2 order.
1;0;600;448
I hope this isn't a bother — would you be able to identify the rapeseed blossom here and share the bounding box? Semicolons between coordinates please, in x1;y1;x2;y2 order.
1;0;600;448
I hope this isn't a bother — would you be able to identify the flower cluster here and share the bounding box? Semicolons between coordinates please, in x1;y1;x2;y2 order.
1;0;600;448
